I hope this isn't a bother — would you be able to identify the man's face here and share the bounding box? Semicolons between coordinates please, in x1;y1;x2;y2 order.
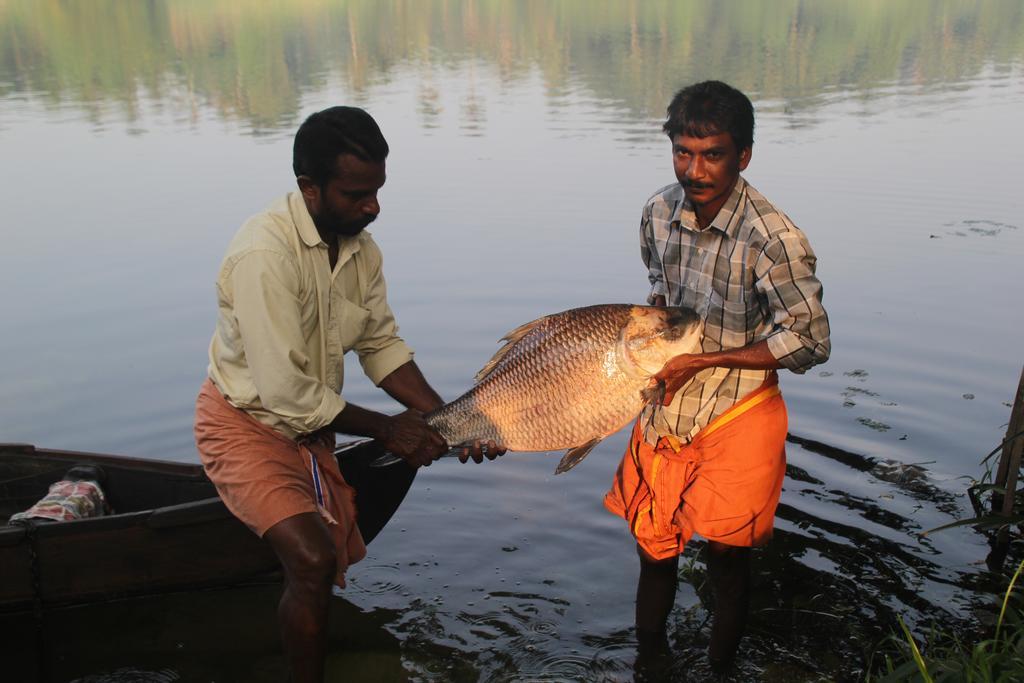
300;153;386;238
671;131;751;221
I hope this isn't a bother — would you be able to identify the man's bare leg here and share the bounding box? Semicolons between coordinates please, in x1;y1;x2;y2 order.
706;541;750;673
264;512;338;683
635;544;680;635
633;545;679;680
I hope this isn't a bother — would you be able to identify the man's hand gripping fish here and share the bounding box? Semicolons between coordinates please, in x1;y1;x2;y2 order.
375;304;703;473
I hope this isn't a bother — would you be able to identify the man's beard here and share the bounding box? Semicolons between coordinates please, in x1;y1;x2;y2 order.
323;212;376;237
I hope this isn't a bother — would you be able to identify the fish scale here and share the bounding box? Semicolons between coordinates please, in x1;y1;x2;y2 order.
424;304;703;467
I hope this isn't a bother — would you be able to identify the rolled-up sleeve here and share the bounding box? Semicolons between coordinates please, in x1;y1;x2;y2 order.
351;245;414;385
754;231;831;373
227;249;347;434
640;204;667;304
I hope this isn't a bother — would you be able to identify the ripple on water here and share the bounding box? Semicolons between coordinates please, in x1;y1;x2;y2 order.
460;602;560;643
462;610;524;641
346;564;404;595
526;618;560;638
69;669;180;683
588;639;637;679
509;652;596;682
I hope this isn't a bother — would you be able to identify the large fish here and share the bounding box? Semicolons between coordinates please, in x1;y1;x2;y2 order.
388;304;702;473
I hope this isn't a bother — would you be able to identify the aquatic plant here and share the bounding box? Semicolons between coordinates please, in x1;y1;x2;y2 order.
871;414;1024;682
920;430;1024;543
870;558;1024;682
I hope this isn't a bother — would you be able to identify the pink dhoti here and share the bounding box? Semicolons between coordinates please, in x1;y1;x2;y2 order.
193;378;366;587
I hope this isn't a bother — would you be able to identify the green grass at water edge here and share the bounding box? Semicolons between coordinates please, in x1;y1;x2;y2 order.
869;558;1024;683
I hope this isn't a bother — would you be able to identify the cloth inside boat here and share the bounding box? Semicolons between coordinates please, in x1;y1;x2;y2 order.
8;467;109;525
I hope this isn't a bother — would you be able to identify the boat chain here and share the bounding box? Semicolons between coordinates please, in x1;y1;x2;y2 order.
24;521;48;679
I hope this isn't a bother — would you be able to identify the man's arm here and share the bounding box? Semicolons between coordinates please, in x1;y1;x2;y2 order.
333;360;504;465
378;360;444;412
651;293;781;403
754;230;831;372
640;203;667;305
328;398;445;468
654;339;781;405
380;360;505;464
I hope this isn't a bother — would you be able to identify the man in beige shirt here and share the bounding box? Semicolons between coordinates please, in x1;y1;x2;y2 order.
194;106;499;683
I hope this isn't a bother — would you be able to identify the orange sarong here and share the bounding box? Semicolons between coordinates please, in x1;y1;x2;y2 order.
604;374;788;561
193;378;366;587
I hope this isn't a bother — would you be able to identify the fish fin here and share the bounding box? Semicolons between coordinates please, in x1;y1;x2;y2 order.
555;438;602;475
336;439;459;468
334;441;401;468
640;379;665;407
369;453;403;467
473;315;552;383
371;449;462;467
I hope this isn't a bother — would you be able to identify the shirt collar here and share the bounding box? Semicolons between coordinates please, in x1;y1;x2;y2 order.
671;176;748;236
289;191;324;248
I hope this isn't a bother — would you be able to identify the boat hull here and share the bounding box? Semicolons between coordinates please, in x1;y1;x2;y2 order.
0;441;412;612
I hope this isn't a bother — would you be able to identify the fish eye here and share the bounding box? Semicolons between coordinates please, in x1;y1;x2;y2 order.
661;327;682;340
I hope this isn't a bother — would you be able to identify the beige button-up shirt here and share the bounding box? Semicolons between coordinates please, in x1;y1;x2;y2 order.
207;191;414;441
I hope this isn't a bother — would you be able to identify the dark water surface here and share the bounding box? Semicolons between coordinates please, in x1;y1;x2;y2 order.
1;1;1023;681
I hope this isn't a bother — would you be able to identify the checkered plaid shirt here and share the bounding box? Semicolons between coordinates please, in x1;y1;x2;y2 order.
639;176;830;444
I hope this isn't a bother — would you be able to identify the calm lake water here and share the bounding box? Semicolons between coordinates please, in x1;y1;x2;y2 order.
2;1;1023;681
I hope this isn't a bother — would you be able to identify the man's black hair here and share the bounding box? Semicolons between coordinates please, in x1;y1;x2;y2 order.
662;80;754;151
292;106;389;184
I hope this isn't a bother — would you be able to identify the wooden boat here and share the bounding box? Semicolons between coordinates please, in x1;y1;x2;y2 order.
0;440;413;613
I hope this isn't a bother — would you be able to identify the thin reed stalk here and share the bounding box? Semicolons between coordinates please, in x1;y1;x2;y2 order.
995;557;1024;642
898;616;934;683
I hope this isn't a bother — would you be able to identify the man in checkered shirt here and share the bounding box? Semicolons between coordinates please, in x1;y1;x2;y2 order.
604;80;831;676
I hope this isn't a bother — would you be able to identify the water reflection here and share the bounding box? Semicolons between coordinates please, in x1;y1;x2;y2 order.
2;0;1022;133
0;583;409;683
2;1;1023;681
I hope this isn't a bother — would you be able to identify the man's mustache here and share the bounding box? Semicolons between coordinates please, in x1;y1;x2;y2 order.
682;180;712;189
336;214;377;236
